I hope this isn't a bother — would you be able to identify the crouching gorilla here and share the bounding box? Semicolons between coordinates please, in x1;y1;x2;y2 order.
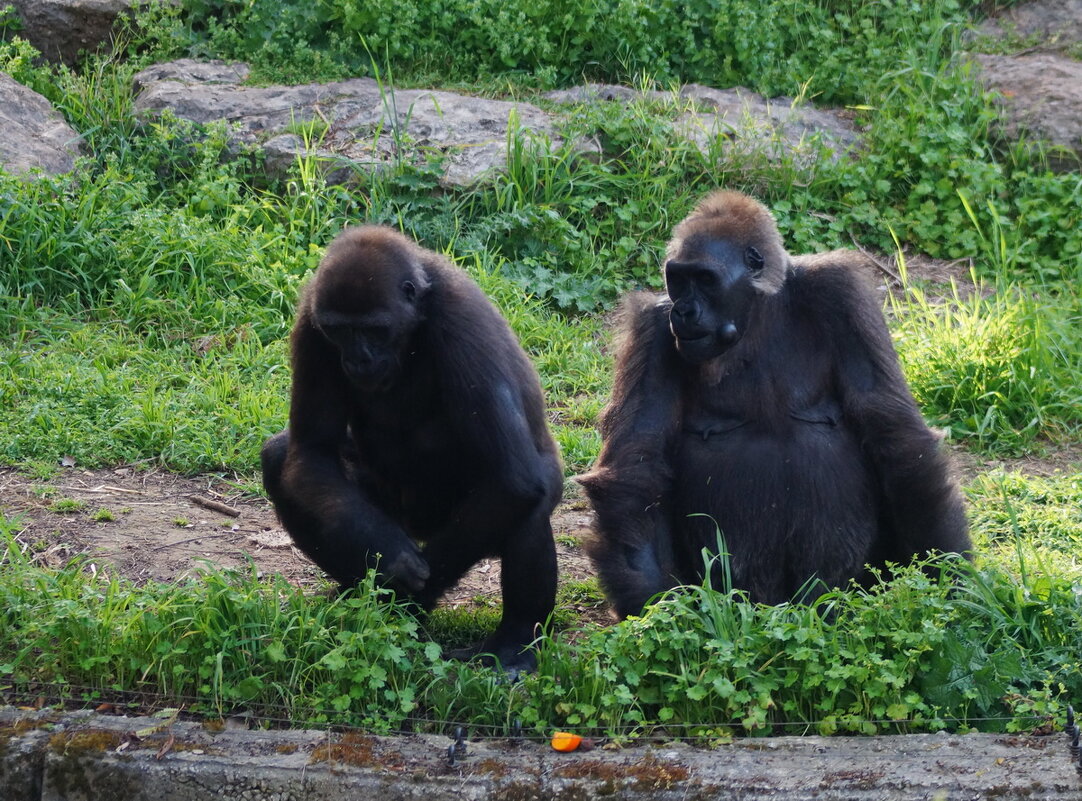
579;190;971;618
261;226;561;671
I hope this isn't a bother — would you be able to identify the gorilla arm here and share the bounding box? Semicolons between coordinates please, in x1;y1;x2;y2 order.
797;258;971;564
424;303;562;545
578;293;686;618
278;323;430;592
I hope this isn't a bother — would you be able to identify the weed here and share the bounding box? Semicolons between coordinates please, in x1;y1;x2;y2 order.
48;499;86;514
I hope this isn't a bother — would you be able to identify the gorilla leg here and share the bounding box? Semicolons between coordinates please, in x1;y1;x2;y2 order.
260;430;289;487
417;504;557;671
490;508;557;668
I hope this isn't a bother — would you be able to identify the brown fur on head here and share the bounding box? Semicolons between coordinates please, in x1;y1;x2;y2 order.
308;225;432;320
666;190;789;295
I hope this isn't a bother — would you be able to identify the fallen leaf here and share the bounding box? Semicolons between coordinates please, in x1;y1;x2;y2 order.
155;733;175;760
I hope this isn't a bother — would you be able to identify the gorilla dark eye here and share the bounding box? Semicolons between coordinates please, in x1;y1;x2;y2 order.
695;269;718;288
745;247;765;272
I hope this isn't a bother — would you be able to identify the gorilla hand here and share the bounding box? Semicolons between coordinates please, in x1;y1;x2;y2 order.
379;538;430;596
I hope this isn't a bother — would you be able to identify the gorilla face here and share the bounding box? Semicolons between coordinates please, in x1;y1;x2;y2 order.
315;279;421;393
664;239;764;364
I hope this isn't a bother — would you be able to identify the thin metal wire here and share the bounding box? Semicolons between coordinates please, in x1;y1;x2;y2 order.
2;680;1059;745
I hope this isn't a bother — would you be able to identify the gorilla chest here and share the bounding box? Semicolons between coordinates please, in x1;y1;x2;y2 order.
675;348;872;499
680;348;841;443
672;349;877;544
348;392;462;484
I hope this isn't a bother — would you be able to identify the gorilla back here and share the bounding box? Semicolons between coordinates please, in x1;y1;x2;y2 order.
261;226;562;671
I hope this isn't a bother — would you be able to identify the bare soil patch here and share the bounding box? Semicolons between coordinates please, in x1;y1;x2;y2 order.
951;442;1082;480
0;466;606;622
848;248;983;304
1;411;1076;631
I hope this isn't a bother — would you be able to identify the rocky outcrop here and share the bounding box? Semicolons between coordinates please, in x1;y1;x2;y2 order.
132;60;572;188
971;0;1082;50
9;0;136;65
0;72;83;176
971;54;1082;171
678;85;858;164
129;61;861;188
543;83;859;166
967;0;1082;171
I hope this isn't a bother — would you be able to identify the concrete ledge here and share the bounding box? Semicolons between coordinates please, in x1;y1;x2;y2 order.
2;707;1079;799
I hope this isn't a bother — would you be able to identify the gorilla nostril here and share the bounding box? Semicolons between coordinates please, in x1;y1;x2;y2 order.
673;302;696;323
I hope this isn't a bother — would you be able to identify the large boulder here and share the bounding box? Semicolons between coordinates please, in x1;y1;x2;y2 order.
966;0;1082;171
544;83;859;165
134;61;860;187
0;72;82;176
971;53;1082;171
678;84;859;164
971;0;1082;49
132;60;571;188
9;0;136;65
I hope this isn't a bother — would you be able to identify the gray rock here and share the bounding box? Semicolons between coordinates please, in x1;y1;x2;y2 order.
134;62;857;187
971;53;1082;171
543;83;668;104
0;72;83;176
972;0;1082;50
677;84;859;164
132;60;570;188
545;82;860;165
335;87;563;187
9;0;136;65
131;59;252;92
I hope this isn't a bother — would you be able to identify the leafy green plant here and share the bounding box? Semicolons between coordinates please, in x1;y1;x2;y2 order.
3;525;1078;738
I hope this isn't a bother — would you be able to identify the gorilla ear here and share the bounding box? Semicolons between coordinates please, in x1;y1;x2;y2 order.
745;246;765;272
402;280;417;302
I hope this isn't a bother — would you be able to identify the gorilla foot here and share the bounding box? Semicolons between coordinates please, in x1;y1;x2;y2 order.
445;638;537;676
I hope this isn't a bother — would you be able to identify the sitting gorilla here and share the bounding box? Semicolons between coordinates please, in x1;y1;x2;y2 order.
261;226;562;670
580;190;971;618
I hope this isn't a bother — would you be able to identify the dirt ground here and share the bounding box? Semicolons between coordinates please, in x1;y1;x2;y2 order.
0;465;606;620
2;437;1078;624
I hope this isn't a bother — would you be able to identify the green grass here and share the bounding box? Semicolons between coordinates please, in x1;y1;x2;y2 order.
967;471;1082;576
1;0;1081;739
2;524;1078;737
892;271;1082;454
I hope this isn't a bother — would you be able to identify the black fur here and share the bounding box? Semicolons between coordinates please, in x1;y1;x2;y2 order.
261;226;561;670
579;191;970;618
